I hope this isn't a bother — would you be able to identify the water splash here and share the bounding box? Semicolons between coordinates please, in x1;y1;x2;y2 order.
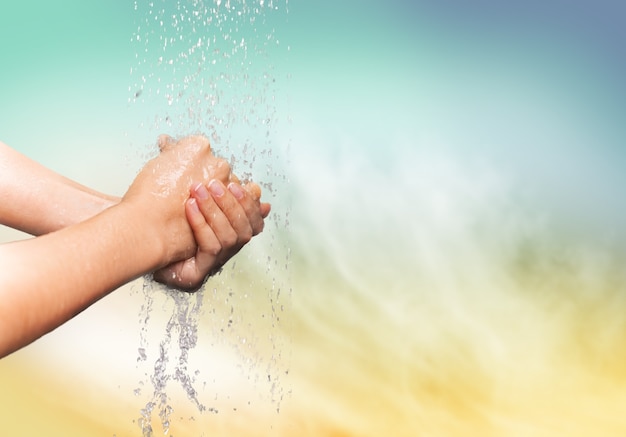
128;0;289;166
129;0;291;434
137;279;206;436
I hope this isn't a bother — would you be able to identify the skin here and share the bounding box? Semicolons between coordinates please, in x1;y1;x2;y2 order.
0;135;270;358
0;140;119;236
150;134;271;289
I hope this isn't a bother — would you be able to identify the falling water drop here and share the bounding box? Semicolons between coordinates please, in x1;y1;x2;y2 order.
129;0;291;434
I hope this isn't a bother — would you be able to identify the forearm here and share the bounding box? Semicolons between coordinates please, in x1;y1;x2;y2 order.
0;141;119;235
0;134;254;357
0;202;168;357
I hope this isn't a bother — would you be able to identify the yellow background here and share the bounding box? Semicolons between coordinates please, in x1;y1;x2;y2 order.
2;0;626;435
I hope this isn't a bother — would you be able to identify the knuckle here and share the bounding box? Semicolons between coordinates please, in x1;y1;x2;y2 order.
180;134;211;154
204;239;222;257
214;158;231;178
254;220;265;235
240;226;253;244
157;134;173;151
190;133;210;146
222;229;239;248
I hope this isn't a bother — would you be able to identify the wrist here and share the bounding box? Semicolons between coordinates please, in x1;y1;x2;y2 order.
49;192;120;234
103;201;169;272
116;196;196;270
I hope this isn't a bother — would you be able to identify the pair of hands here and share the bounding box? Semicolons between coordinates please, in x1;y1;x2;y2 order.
125;134;270;291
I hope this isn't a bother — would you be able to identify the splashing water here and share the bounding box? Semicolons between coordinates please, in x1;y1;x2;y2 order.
128;0;290;434
137;279;206;436
128;0;289;161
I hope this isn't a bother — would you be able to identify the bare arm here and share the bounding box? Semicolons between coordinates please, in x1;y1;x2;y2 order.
0;138;270;291
0;135;267;357
0;140;118;235
0;201;167;356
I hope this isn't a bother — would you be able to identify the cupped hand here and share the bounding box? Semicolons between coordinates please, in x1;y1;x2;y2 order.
152;179;271;291
150;136;271;291
122;134;231;266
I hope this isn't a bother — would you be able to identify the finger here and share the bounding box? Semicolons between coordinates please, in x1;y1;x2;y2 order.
244;181;262;201
244;181;270;224
153;259;199;291
192;181;248;260
185;196;223;270
227;182;266;235
191;181;243;271
205;179;254;245
260;202;271;219
229;173;241;184
206;157;231;185
152;264;178;286
157;134;176;152
241;182;271;218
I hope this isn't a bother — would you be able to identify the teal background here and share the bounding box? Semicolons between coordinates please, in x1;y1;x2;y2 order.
2;0;625;223
1;1;134;191
2;0;626;435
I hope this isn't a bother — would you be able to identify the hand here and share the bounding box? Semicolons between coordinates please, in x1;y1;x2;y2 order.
122;134;231;266
152;178;270;291
0;134;268;357
146;135;271;291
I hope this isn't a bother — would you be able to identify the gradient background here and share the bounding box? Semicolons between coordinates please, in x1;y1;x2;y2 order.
2;0;626;436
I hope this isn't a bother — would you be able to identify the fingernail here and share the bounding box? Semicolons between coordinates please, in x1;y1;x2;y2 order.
208;179;224;197
228;182;244;200
188;198;200;214
194;183;210;200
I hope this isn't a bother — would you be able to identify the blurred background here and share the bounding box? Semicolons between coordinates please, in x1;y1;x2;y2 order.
1;0;626;436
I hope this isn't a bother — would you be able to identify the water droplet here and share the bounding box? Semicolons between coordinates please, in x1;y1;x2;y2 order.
131;0;292;429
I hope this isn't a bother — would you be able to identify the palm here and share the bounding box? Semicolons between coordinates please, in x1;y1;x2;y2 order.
153;256;215;292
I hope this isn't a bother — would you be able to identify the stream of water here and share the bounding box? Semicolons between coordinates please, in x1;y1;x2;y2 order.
128;1;290;434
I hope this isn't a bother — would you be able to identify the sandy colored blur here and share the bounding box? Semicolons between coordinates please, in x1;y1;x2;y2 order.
3;0;626;435
281;143;626;437
2;140;626;436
